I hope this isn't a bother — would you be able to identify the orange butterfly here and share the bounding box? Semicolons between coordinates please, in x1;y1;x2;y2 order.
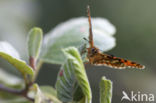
86;6;145;69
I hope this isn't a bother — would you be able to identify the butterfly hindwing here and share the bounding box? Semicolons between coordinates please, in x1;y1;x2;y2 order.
93;53;145;69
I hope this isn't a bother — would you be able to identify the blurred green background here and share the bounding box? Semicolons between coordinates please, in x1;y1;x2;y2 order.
0;0;156;103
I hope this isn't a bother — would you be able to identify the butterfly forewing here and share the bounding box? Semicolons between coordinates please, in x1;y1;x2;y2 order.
93;53;145;69
86;6;145;69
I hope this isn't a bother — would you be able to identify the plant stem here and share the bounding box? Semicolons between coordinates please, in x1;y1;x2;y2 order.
29;56;36;70
32;60;43;82
0;84;34;102
0;56;40;102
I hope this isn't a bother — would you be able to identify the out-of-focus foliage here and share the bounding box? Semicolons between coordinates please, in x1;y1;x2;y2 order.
0;97;30;103
40;86;62;103
41;18;116;64
0;42;34;79
33;84;60;103
0;0;37;57
0;69;23;88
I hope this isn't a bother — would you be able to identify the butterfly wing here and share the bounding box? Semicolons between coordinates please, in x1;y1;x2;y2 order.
92;53;145;69
86;6;145;69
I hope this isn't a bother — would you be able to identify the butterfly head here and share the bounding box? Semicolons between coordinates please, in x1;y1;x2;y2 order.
87;46;100;57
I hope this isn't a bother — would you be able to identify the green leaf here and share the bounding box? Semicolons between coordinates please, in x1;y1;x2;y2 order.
56;47;91;103
41;17;116;64
0;98;30;103
40;86;62;103
0;90;30;103
100;76;113;103
27;27;43;59
34;84;47;103
40;86;57;97
0;69;23;88
56;60;81;102
64;47;92;103
34;84;61;103
0;42;34;79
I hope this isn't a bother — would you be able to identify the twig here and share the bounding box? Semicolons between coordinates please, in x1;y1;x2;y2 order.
0;84;34;102
29;56;36;70
0;50;43;102
32;60;43;82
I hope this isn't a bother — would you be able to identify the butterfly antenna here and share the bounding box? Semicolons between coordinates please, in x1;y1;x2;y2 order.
87;5;94;47
84;37;103;51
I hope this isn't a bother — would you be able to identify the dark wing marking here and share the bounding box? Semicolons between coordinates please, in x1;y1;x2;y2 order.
93;53;145;69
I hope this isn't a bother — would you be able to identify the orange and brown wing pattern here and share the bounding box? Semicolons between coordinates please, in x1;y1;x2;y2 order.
92;53;145;69
86;6;145;69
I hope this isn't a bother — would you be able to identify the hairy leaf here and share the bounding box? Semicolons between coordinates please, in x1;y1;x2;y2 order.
56;47;91;103
40;86;62;103
27;27;43;59
0;42;34;79
34;84;61;103
0;69;23;88
41;17;116;64
100;76;113;103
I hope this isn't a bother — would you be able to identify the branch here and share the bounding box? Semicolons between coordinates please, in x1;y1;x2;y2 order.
0;84;34;102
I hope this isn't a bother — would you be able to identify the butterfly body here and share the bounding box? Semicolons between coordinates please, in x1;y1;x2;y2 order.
86;6;145;69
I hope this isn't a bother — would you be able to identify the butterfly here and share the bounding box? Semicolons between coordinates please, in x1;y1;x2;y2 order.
86;5;145;69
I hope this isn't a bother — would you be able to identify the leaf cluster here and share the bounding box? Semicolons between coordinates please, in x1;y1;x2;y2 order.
0;17;115;103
